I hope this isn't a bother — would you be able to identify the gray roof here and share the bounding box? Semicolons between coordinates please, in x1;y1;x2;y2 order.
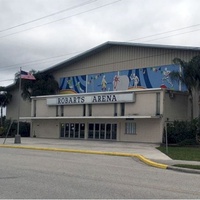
6;41;200;89
42;41;200;74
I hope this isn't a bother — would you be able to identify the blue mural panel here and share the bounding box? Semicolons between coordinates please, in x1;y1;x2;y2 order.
59;75;86;94
59;64;185;94
87;72;118;93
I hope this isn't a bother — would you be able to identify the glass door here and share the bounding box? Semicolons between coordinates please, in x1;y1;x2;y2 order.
100;124;105;139
65;123;70;138
80;123;85;139
74;123;79;138
69;123;74;138
88;123;117;140
106;124;111;139
95;124;100;139
88;123;94;139
111;124;117;140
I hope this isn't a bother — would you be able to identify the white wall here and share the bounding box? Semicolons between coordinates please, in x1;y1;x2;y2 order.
164;91;189;121
32;120;59;138
119;119;162;143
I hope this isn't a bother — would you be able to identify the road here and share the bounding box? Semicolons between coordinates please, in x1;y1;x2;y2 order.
0;148;199;199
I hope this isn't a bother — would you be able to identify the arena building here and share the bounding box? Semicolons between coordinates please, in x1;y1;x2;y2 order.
6;41;200;143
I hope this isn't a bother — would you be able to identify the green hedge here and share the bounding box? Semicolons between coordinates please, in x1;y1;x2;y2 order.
0;120;30;137
164;119;198;145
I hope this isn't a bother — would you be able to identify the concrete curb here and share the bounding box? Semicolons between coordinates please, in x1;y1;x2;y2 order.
0;144;168;169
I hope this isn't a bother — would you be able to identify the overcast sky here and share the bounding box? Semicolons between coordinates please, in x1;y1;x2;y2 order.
1;0;200;86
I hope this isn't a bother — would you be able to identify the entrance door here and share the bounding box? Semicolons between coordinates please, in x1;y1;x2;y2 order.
60;123;85;139
100;124;105;139
69;123;74;138
95;124;100;139
88;123;117;140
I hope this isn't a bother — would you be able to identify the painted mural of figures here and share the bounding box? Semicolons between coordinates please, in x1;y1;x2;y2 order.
130;73;139;88
113;75;120;91
67;79;73;89
76;82;84;93
101;75;107;91
113;75;129;91
162;68;173;87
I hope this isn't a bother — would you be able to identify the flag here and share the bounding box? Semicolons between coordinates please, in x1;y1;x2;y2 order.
20;70;36;80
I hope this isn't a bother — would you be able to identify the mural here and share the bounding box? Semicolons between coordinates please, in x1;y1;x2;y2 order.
59;75;86;94
59;64;185;94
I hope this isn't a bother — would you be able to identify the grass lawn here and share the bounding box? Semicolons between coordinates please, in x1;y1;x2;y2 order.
173;164;200;170
157;146;200;161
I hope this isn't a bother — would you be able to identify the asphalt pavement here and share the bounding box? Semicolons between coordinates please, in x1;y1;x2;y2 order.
0;137;200;174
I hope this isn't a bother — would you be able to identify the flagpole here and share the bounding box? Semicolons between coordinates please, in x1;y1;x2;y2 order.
14;67;21;144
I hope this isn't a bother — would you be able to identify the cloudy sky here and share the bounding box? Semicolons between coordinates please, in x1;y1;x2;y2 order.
0;0;200;86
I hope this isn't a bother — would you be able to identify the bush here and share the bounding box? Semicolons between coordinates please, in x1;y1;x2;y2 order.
164;119;198;144
178;139;198;146
1;120;30;137
0;126;4;137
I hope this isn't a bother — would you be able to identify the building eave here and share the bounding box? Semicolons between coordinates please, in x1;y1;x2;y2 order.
20;115;162;120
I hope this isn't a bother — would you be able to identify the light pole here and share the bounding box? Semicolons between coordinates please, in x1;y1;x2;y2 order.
14;69;21;144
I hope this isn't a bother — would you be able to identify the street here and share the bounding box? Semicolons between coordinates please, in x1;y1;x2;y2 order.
0;148;199;199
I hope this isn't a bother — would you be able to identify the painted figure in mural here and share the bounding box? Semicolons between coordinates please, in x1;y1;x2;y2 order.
101;75;107;91
76;82;84;93
67;79;73;89
113;75;120;91
130;73;139;88
162;68;173;87
113;75;129;91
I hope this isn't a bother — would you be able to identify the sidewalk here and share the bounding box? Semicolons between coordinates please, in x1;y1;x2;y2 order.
0;137;200;174
0;137;171;160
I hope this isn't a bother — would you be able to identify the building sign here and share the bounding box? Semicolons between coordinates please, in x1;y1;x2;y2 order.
47;93;135;106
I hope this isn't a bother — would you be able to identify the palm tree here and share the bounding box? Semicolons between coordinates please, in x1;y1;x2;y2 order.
170;56;198;119
15;70;59;100
190;55;200;143
0;87;12;127
170;55;200;144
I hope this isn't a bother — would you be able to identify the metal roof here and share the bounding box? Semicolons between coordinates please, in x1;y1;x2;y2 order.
6;41;200;89
41;41;200;74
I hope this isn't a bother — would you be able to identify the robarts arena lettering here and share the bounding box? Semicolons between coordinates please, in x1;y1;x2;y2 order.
58;96;85;104
47;93;134;106
92;95;117;103
57;94;117;105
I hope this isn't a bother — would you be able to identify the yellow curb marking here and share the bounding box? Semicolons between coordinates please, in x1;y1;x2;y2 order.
0;144;168;169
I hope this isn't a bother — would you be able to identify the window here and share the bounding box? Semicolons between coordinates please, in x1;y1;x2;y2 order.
60;105;64;116
83;104;86;116
88;104;92;116
125;122;136;134
120;103;125;116
56;106;59;116
156;92;160;115
33;100;36;117
114;103;117;116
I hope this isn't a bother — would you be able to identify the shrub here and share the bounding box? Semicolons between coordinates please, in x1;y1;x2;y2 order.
1;120;30;137
164;119;197;144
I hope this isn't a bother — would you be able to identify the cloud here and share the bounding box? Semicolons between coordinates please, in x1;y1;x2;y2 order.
0;0;200;87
